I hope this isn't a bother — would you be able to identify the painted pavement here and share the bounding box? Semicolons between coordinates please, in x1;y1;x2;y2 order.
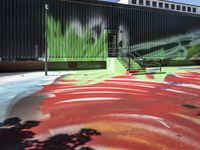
1;67;200;150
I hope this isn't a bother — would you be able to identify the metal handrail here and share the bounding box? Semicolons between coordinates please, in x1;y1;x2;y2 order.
119;48;145;70
118;47;162;72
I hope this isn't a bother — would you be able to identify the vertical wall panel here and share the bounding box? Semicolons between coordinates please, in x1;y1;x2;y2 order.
0;0;45;61
0;0;200;64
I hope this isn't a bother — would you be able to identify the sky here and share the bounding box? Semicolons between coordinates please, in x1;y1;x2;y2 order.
104;0;200;6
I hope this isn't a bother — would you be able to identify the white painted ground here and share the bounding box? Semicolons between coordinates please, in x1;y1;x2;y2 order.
0;71;71;121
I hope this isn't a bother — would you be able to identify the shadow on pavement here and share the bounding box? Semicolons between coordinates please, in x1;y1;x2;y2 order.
0;117;101;150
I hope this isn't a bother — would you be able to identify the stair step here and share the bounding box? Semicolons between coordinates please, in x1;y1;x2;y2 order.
131;71;166;75
128;69;145;73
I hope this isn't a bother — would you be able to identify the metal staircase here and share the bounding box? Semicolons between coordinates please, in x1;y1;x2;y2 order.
118;48;162;74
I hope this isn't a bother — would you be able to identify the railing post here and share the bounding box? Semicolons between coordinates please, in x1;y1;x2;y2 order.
143;57;146;72
160;59;162;72
128;47;131;70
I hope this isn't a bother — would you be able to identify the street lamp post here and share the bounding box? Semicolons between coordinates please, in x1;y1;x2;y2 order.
45;4;48;76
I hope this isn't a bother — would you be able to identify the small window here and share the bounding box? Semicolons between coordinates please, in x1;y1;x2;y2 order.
139;0;143;5
182;6;186;11
165;3;169;9
146;0;150;6
177;5;180;10
193;7;196;13
188;7;191;12
171;4;175;10
159;2;163;8
152;1;157;7
132;0;137;4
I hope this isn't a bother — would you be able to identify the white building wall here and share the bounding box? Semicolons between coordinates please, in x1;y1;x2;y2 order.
117;0;200;15
117;0;129;4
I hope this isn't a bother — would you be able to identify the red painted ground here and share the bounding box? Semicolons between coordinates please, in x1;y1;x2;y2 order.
32;72;200;150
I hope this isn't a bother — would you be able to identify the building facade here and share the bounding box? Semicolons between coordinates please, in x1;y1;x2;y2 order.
118;0;200;14
0;0;200;66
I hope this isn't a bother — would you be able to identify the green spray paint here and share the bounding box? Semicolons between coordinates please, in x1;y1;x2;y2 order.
130;32;200;64
47;16;108;62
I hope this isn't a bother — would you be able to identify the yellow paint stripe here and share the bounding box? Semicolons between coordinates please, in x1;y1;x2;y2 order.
86;121;173;150
170;113;200;125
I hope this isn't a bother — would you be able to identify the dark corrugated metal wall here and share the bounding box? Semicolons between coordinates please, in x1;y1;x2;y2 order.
0;0;200;61
0;0;45;61
47;0;200;60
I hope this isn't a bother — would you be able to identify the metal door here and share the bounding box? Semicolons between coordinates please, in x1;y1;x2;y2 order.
108;33;118;57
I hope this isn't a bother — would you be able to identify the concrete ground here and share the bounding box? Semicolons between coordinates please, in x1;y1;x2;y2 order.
0;66;200;150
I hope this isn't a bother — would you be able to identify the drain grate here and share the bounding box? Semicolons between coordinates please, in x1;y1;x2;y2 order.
182;104;198;109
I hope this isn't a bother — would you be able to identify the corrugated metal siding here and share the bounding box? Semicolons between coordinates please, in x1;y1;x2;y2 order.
47;0;109;61
0;0;44;61
47;0;200;61
0;0;200;62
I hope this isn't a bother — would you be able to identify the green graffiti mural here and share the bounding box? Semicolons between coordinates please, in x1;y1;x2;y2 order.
130;32;200;61
47;15;200;67
47;16;108;62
